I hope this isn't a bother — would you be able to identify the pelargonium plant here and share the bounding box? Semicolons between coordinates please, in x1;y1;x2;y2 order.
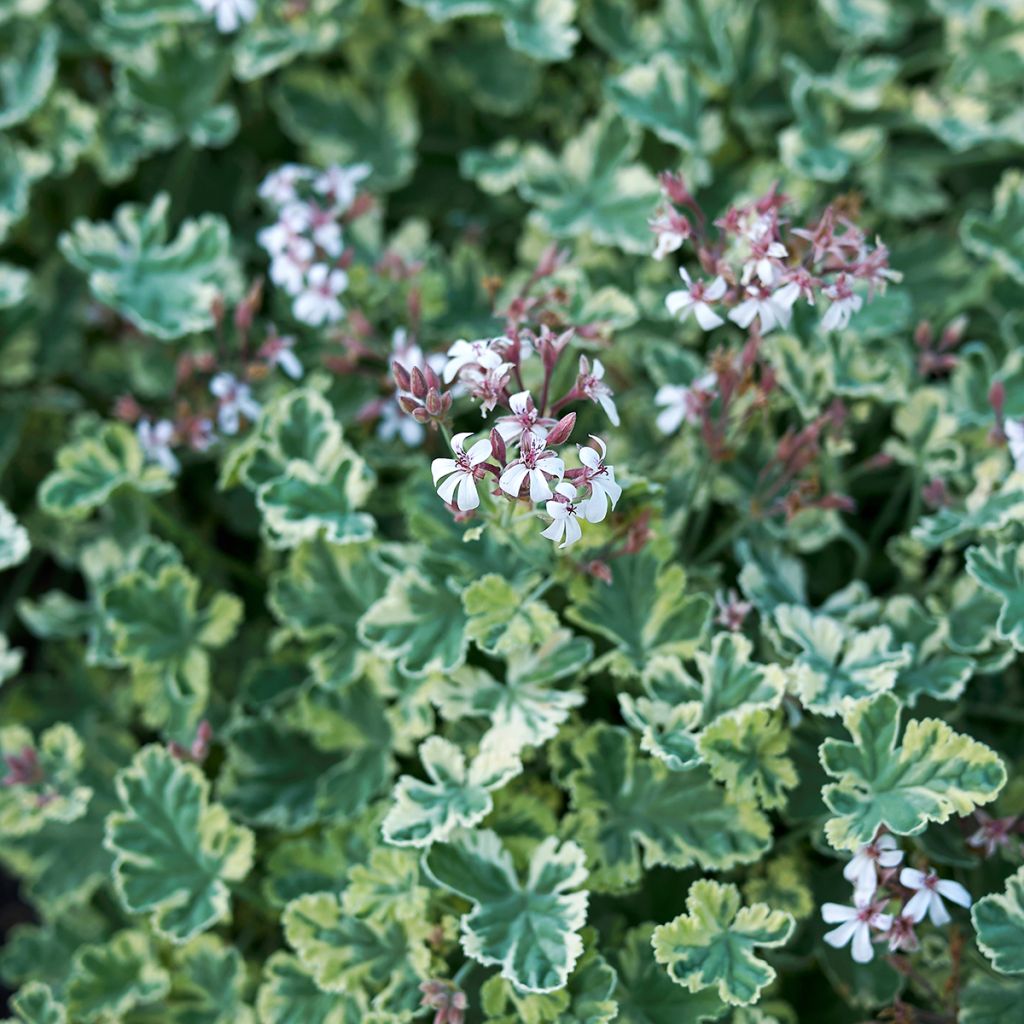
2;2;1024;1023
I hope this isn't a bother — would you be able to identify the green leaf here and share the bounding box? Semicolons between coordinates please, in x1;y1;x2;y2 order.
66;930;170;1023
104;745;255;943
610;924;726;1023
966;542;1024;651
973;865;1024;975
423;829;589;993
0;724;92;836
382;735;521;847
567;551;711;676
59;192;241;340
563;725;772;891
774;604;909;716
168;936;254;1024
342;847;429;925
436;666;585;752
38;422;172;519
359;568;469;678
0;24;58;130
912;491;1024;549
605;52;720;158
516;112;661;254
256;952;364;1024
2;983;66;1024
0;502;27;572
257;458;375;550
272;69;419;191
962;974;1024;1024
698;707;797;811
282;891;429;1002
103;563;242;673
820;691;1007;851
402;0;579;61
962;170;1024;285
652;879;795;1007
882;388;964;477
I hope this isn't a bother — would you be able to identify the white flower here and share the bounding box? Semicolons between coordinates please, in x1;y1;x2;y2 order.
650;210;690;260
728;282;799;334
821;275;863;332
577;356;620;426
495;391;552;448
307;205;343;257
137;419;180;475
499;440;564;502
843;834;904;899
821;892;892;964
315;164;371;211
742;236;788;287
377;399;424;447
899;868;971;927
293;263;348;326
259;164;314;207
260;333;303;380
195;0;256;34
1007;419;1024;473
269;243;312;296
540;482;589;548
665;267;727;330
257;203;311;256
576;436;621;523
210;373;261;436
442;337;504;384
654;372;717;435
431;432;492;512
463;360;513;416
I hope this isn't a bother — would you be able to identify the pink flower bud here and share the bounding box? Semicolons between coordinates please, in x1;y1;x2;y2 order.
410;367;428;399
990;380;1006;420
392;361;412;393
425;389;442;416
490;427;507;466
546;412;576;447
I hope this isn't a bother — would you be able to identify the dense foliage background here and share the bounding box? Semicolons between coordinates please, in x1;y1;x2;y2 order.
2;1;1024;1022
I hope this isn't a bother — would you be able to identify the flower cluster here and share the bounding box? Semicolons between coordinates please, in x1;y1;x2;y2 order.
652;175;900;339
395;247;626;551
258;163;371;327
194;0;256;34
821;832;972;964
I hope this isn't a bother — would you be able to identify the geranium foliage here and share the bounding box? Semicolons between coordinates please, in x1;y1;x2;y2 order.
1;1;1024;1022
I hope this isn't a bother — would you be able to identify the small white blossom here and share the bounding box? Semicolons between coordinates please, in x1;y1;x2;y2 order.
576;436;621;523
377;400;424;447
431;432;492;512
653;372;717;435
821;892;892;964
293;264;348;326
137;419;180;475
259;165;314;207
650;210;690;260
210;373;261;436
728;282;799;334
1005;419;1024;473
495;391;551;448
307;205;343;257
442;337;504;384
195;0;256;33
499;440;564;502
260;333;303;380
577;356;619;426
742;234;788;287
540;482;587;548
257;203;311;256
315;164;371;211
665;267;727;330
843;834;904;899
899;868;971;927
821;275;863;332
463;360;513;416
268;242;312;296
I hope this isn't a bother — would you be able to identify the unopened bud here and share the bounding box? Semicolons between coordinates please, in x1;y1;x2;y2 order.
425;389;442;417
585;560;613;585
941;314;967;349
410;367;428;399
411;407;430;424
990;380;1006;420
399;395;419;416
234;278;264;333
913;320;933;349
546;412;576;447
424;364;441;391
490;427;506;466
392;360;412;393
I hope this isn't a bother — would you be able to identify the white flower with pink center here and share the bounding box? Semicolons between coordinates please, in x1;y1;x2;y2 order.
665;267;727;331
577;356;619;426
728;281;799;334
821;892;892;964
540;482;586;548
259;165;314;207
576;436;621;523
314;163;370;211
195;0;255;34
442;337;505;384
499;440;564;502
293;264;348;326
650;209;691;260
843;833;903;899
137;419;180;475
210;373;261;436
495;391;553;448
742;233;788;287
653;371;717;435
431;432;493;512
259;333;303;380
899;868;971;926
821;274;863;331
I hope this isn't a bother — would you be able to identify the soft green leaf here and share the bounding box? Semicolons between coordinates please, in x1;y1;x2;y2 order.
0;499;29;572
423;829;589;993
962;170;1024;285
973;865;1024;976
820;691;1007;851
652;879;795;1007
966;542;1024;651
0;24;58;130
104;745;255;943
2;983;66;1024
168;936;255;1024
59;192;241;340
256;952;364;1024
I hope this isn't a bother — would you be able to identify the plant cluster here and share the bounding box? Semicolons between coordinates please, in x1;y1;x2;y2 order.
2;2;1024;1024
